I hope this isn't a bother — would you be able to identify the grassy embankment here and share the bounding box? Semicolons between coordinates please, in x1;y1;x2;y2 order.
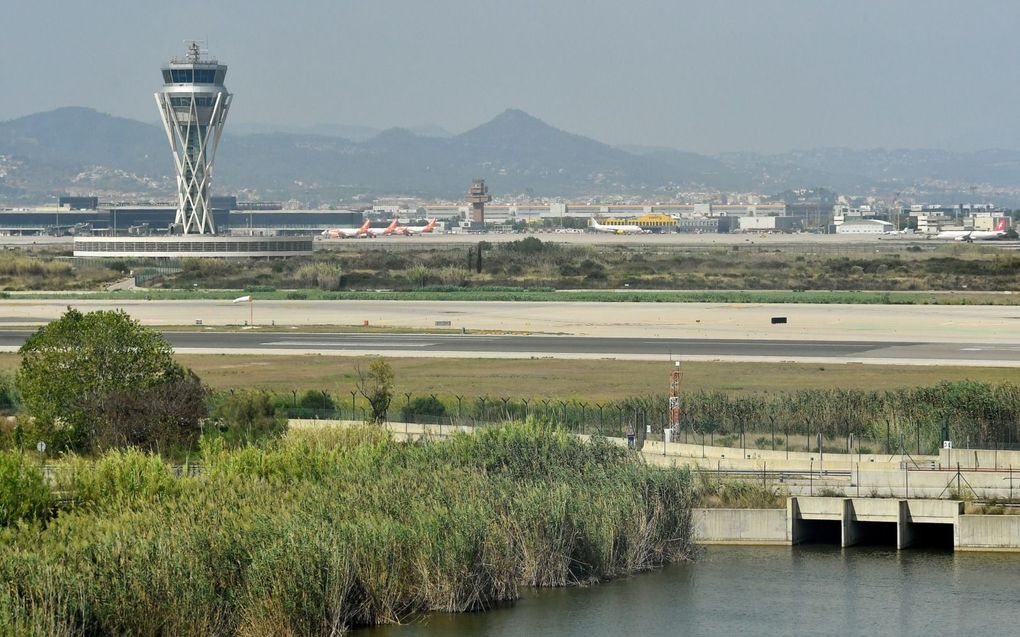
0;423;694;635
4;241;1020;304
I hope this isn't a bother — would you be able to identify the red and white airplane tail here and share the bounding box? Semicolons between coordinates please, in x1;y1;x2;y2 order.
321;219;371;239
366;218;398;237
396;218;438;235
994;218;1008;232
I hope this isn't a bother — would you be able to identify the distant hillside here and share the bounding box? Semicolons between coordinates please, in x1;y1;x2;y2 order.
3;107;1020;204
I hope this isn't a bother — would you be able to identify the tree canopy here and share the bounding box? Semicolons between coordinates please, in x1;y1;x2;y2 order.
17;308;203;452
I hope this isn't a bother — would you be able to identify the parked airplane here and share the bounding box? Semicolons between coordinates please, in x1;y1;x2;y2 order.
588;217;645;234
935;218;1008;242
393;218;437;235
321;219;371;239
368;218;399;237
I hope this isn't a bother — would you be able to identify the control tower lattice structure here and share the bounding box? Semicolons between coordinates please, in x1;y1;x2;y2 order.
155;42;231;235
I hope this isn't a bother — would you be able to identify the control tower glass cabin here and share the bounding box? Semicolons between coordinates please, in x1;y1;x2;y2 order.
155;43;231;235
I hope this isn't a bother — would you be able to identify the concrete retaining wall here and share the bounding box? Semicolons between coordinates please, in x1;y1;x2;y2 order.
940;447;1020;470
647;440;906;467
957;515;1020;551
694;508;790;545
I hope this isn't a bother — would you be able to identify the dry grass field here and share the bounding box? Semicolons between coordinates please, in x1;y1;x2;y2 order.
1;352;1012;400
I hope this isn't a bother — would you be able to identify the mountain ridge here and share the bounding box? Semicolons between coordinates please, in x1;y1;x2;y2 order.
2;107;1020;205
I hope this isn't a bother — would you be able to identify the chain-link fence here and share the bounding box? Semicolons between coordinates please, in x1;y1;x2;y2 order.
274;390;1020;455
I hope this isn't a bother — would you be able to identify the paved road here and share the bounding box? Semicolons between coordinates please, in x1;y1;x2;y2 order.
1;330;1018;365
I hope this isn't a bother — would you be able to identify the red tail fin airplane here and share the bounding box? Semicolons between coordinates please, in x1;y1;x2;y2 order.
935;218;1009;241
393;218;437;236
321;219;371;239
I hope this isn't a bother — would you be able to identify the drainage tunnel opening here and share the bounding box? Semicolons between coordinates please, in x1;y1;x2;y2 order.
908;523;955;550
853;521;898;546
797;519;842;545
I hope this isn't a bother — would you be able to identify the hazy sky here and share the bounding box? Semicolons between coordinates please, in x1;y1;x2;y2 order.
6;0;1020;153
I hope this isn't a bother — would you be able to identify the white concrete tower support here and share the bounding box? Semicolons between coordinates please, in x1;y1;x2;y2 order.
155;42;231;235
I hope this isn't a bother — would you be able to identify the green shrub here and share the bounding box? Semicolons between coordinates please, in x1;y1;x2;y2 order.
297;389;335;412
292;262;343;291
695;474;783;509
400;395;447;422
0;451;50;527
0;374;19;412
209;390;286;445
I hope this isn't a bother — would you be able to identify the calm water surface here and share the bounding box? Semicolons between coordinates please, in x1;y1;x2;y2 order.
363;546;1020;636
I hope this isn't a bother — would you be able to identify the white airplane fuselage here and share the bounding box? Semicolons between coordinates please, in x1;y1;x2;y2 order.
935;219;1008;241
589;218;644;234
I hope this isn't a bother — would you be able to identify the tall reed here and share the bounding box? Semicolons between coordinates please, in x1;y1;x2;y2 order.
0;422;694;636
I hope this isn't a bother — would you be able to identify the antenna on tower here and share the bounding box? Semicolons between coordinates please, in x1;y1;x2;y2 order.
185;40;201;63
182;39;209;63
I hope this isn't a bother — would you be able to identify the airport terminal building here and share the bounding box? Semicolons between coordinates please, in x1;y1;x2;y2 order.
0;205;362;237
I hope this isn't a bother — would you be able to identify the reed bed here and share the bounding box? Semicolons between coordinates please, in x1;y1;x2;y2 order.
0;422;694;636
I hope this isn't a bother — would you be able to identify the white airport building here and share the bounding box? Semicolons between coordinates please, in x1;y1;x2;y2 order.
835;219;893;234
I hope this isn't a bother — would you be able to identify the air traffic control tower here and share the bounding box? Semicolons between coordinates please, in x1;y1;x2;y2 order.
74;43;313;257
156;41;230;235
467;178;491;228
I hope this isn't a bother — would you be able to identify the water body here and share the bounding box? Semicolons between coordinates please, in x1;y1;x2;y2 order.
364;546;1020;636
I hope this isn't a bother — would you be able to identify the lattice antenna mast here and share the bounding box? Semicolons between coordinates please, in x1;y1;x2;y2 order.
669;361;683;441
155;43;231;235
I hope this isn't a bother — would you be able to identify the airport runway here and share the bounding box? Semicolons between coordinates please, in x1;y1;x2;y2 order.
0;330;1017;366
2;299;1018;344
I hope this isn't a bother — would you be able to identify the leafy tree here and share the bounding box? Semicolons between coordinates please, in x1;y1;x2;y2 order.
17;308;196;452
357;359;394;424
95;369;208;454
